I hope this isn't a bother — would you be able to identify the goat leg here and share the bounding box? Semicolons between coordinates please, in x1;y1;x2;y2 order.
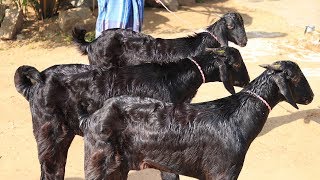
37;121;75;180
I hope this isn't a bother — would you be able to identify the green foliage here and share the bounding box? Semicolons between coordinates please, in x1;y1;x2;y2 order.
12;0;58;19
22;0;27;6
64;34;73;43
85;31;96;42
196;0;204;3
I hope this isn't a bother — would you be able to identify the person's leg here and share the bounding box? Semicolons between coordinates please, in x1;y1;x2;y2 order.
95;0;110;38
131;0;145;32
95;0;145;37
96;0;129;38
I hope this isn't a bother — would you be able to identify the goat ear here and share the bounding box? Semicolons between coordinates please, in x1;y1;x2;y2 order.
273;74;299;109
215;20;229;47
217;61;235;94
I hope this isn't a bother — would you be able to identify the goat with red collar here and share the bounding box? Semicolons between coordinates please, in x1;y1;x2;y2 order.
73;12;247;68
80;61;314;180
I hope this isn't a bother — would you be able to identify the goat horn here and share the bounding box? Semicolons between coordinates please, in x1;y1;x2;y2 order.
259;64;282;71
270;64;282;71
259;64;270;69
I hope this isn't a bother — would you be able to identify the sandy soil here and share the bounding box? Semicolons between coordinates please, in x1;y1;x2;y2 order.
1;0;319;179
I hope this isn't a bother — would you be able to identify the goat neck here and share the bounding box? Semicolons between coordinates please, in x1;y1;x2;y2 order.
162;56;220;103
205;20;227;47
235;71;283;143
185;55;221;84
241;71;283;110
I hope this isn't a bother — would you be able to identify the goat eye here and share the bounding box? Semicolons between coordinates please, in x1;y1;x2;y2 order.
291;75;300;84
232;62;241;69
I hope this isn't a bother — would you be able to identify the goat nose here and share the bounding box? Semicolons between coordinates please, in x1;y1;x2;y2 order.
238;42;246;47
302;96;313;104
304;98;311;104
241;41;247;47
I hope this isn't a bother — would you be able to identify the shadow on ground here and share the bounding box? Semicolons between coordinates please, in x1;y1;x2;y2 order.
14;15;73;49
247;31;287;38
143;0;252;34
179;4;252;26
259;108;320;136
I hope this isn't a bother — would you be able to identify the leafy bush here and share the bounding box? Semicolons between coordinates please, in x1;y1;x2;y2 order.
13;0;59;19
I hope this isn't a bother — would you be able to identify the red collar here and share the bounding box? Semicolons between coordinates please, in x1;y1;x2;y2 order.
245;91;272;112
188;57;206;84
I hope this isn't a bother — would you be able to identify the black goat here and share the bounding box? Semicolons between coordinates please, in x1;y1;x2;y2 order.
14;47;249;180
80;61;314;180
73;12;247;68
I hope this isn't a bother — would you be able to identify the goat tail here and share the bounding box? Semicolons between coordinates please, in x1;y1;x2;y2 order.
14;65;43;101
72;26;90;55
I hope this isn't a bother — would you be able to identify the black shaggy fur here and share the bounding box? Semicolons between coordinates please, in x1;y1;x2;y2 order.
80;61;314;180
14;47;250;180
73;12;247;68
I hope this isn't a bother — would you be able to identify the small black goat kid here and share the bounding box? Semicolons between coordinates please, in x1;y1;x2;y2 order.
73;12;247;68
14;47;249;180
80;61;313;180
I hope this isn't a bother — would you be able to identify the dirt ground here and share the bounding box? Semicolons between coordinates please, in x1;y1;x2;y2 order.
1;0;320;179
